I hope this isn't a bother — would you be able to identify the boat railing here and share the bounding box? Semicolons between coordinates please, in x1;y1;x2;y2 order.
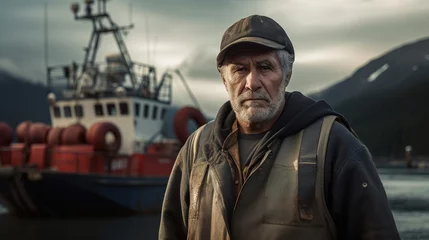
46;61;172;104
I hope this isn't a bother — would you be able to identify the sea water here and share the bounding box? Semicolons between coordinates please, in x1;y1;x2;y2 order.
0;168;428;240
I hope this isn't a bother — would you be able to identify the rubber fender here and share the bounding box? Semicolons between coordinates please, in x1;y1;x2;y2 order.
28;123;51;144
61;123;87;145
0;122;13;146
86;122;122;152
174;106;206;145
16;121;31;143
47;127;64;146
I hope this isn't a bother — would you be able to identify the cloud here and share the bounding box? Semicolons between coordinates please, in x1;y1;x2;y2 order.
287;62;354;94
0;0;252;81
170;78;228;117
178;47;220;80
176;0;429;94
1;0;429;99
296;45;372;67
0;58;33;81
0;58;21;76
260;0;429;31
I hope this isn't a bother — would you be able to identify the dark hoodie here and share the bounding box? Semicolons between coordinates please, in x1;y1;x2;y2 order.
207;91;400;239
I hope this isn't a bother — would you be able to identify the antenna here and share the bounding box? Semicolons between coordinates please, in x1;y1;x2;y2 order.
44;2;49;85
129;2;133;26
144;14;150;65
153;36;157;65
174;69;202;110
70;0;138;93
145;15;150;64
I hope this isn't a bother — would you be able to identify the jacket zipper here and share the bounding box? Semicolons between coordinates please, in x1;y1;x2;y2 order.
223;149;244;195
233;149;272;211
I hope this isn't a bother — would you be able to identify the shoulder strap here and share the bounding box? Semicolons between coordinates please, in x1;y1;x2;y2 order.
297;115;338;222
315;115;338;239
190;120;214;164
317;115;338;164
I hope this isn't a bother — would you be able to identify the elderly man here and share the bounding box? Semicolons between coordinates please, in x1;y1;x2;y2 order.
159;15;400;240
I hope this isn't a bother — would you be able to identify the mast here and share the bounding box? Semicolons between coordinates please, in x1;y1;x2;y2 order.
44;3;50;89
70;0;137;90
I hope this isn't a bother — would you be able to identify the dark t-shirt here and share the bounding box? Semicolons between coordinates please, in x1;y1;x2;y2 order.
238;132;266;170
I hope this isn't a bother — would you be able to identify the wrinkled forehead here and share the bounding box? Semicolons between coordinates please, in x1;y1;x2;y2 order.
223;43;279;66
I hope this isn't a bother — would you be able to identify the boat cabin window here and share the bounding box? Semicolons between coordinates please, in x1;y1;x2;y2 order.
161;108;166;120
53;106;61;118
75;105;84;117
107;103;117;116
64;106;72;118
134;103;140;117
119;102;129;115
94;103;104;116
143;104;149;118
152;105;158;120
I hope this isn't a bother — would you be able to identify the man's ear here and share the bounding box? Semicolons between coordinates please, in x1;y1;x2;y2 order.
285;70;292;87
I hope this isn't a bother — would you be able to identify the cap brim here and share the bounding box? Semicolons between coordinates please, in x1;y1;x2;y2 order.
216;37;285;67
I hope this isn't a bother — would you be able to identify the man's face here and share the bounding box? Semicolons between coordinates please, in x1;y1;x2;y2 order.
222;46;286;124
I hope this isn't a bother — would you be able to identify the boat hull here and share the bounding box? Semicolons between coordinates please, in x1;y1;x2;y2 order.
0;167;168;217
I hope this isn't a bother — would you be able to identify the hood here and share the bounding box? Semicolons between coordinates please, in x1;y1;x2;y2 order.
211;91;352;151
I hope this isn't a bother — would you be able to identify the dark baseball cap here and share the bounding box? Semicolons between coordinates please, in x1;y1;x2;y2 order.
216;15;294;67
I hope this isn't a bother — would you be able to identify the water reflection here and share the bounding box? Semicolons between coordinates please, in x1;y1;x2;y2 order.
0;168;428;240
0;214;161;240
379;169;429;239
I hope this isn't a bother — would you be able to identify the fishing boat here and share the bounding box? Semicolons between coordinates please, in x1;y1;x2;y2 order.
0;0;206;217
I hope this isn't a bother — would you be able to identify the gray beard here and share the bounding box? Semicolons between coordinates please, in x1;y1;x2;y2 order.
228;81;286;124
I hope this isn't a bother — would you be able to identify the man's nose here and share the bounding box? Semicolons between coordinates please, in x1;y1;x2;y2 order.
245;68;262;91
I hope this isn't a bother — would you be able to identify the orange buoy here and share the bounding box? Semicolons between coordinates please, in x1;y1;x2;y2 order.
61;123;87;145
47;127;64;146
87;122;122;152
28;123;51;144
0;122;13;146
16;121;31;143
174;106;206;145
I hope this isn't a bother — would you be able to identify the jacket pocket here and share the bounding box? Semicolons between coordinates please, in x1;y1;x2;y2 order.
263;164;300;225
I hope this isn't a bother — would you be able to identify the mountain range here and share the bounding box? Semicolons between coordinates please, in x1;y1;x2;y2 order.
310;37;429;158
310;37;429;106
0;71;51;130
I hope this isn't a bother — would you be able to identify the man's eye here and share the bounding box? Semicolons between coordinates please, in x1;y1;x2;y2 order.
235;67;245;72
260;65;271;70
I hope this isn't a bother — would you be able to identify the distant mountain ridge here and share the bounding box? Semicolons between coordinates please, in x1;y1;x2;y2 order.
0;70;51;130
310;37;429;106
311;36;429;158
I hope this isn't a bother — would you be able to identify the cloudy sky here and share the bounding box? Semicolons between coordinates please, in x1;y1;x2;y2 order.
1;0;429;116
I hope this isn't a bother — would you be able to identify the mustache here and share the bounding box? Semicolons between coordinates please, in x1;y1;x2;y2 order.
238;90;270;103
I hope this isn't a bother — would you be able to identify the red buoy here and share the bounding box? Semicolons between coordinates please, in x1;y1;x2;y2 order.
61;123;87;145
16;121;31;143
174;106;206;145
0;122;13;146
47;127;65;146
28;123;51;144
87;122;122;152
